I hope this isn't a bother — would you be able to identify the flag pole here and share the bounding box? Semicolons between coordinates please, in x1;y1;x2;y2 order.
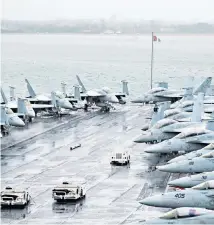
150;32;154;89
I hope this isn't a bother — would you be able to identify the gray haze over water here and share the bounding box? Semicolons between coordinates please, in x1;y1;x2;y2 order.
1;34;214;98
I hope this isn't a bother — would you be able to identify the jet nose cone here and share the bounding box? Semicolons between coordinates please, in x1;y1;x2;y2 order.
168;179;187;188
140;196;159;207
111;95;119;103
144;143;165;153
60;100;73;109
27;110;35;118
133;134;150;143
157;164;177;173
9;117;25;127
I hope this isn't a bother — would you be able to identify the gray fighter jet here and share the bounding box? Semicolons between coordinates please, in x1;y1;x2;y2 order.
168;171;214;188
157;151;214;173
140;180;214;209
168;143;214;164
144;120;214;154
134;93;205;143
142;207;214;224
131;77;212;104
143;213;214;224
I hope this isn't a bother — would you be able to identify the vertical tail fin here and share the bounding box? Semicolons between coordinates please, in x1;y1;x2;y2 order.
61;82;67;96
121;80;129;95
9;86;16;101
76;75;87;93
193;77;212;95
150;101;171;127
51;92;58;108
17;98;35;117
191;92;204;122
183;87;193;101
74;85;81;100
157;82;168;89
206;85;214;96
25;79;36;98
1;87;8;104
0;106;9;125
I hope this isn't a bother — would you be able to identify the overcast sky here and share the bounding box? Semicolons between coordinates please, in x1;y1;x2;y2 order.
2;0;214;22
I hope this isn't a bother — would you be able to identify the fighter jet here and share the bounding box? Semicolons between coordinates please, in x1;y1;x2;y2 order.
1;97;34;126
140;180;214;209
168;171;214;189
75;75;129;112
1;87;35;121
25;79;76;114
0;105;26;136
131;77;212;104
1;106;10;136
134;93;206;144
168;143;214;164
140;101;172;132
157;151;214;173
144;119;214;154
142;207;213;224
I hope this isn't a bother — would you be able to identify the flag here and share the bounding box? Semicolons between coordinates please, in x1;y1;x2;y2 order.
153;35;157;42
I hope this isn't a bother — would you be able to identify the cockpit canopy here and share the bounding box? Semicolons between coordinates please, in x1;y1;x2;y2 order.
153;119;177;129
204;143;214;150
181;101;193;108
192;180;214;190
174;128;207;139
160;207;212;219
147;87;166;94
102;87;111;94
202;151;214;158
54;91;64;99
164;109;181;117
5;108;14;114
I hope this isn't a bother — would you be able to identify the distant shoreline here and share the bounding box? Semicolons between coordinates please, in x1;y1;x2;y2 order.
2;32;214;36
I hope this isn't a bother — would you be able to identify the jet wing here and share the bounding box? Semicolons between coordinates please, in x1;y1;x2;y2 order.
31;104;53;109
85;90;105;97
1;101;18;109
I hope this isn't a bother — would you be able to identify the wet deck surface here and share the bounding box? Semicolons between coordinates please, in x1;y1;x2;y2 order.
1;105;173;224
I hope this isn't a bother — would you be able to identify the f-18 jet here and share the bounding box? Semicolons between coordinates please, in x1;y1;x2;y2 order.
168;143;214;164
134;93;206;143
24;79;76;114
144;119;214;154
131;77;212;104
75;75;129;112
142;207;213;224
168;171;214;189
1;87;35;121
138;101;172;131
158;151;214;173
1;106;25;136
140;180;214;210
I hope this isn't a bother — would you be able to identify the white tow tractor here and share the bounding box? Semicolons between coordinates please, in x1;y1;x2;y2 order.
0;186;30;208
52;180;86;202
110;149;130;165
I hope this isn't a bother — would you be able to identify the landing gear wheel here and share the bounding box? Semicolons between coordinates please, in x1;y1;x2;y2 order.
84;104;88;111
